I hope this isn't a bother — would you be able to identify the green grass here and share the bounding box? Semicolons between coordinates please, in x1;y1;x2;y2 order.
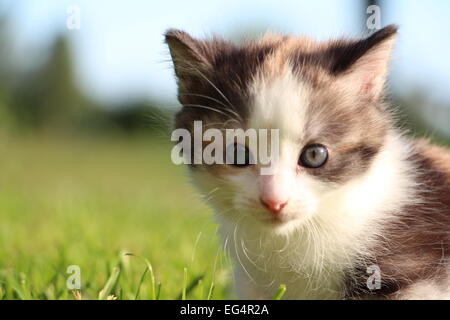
0;132;232;300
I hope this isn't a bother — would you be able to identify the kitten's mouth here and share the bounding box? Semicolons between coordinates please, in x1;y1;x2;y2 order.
255;213;303;234
260;213;291;225
269;215;284;223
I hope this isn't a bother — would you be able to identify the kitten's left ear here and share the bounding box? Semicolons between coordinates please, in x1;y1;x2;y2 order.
328;25;398;101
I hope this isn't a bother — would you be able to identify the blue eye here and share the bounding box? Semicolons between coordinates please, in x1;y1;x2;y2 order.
226;143;254;167
299;144;328;168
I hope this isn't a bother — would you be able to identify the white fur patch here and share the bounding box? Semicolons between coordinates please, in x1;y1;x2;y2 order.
248;68;311;143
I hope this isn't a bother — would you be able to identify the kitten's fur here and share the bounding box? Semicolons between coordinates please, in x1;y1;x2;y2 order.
165;25;450;299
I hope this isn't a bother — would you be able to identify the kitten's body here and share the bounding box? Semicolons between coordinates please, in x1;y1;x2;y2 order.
165;26;450;299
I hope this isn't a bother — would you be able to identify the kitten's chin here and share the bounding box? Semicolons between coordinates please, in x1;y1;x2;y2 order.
246;213;307;236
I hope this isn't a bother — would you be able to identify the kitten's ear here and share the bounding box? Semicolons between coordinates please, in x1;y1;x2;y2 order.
328;25;398;101
165;29;211;81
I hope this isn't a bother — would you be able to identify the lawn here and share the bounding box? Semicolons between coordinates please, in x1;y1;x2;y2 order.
0;132;232;300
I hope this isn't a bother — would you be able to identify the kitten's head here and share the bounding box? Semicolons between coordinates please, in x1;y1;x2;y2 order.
166;26;397;234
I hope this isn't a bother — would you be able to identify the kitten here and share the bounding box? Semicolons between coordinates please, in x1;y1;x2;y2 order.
165;25;450;299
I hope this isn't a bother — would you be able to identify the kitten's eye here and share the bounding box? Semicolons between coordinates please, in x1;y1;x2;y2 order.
225;143;253;167
299;144;328;168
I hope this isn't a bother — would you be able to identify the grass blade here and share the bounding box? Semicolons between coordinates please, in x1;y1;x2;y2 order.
98;266;121;300
134;267;148;300
198;279;203;300
206;282;214;300
273;284;286;300
181;267;187;300
155;282;161;300
125;253;156;300
146;260;156;300
176;274;204;300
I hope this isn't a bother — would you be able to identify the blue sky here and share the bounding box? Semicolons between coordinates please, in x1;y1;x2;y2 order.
2;0;450;106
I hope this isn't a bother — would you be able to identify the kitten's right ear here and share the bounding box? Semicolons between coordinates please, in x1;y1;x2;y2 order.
164;29;210;81
326;25;398;101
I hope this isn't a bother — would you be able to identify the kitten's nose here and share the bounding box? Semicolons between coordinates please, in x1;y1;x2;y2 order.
260;197;288;215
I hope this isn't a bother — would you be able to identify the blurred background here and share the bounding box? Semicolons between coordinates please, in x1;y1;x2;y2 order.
0;0;449;300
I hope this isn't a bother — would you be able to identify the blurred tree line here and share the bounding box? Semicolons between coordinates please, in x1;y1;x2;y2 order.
0;6;449;142
0;13;170;136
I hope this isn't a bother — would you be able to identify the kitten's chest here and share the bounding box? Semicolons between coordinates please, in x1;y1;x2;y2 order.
222;226;345;299
256;265;343;300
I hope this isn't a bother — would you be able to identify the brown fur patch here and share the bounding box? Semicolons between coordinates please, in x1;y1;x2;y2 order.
166;32;282;132
298;80;388;183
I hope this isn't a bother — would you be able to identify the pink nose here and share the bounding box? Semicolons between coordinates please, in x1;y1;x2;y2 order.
260;198;288;215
